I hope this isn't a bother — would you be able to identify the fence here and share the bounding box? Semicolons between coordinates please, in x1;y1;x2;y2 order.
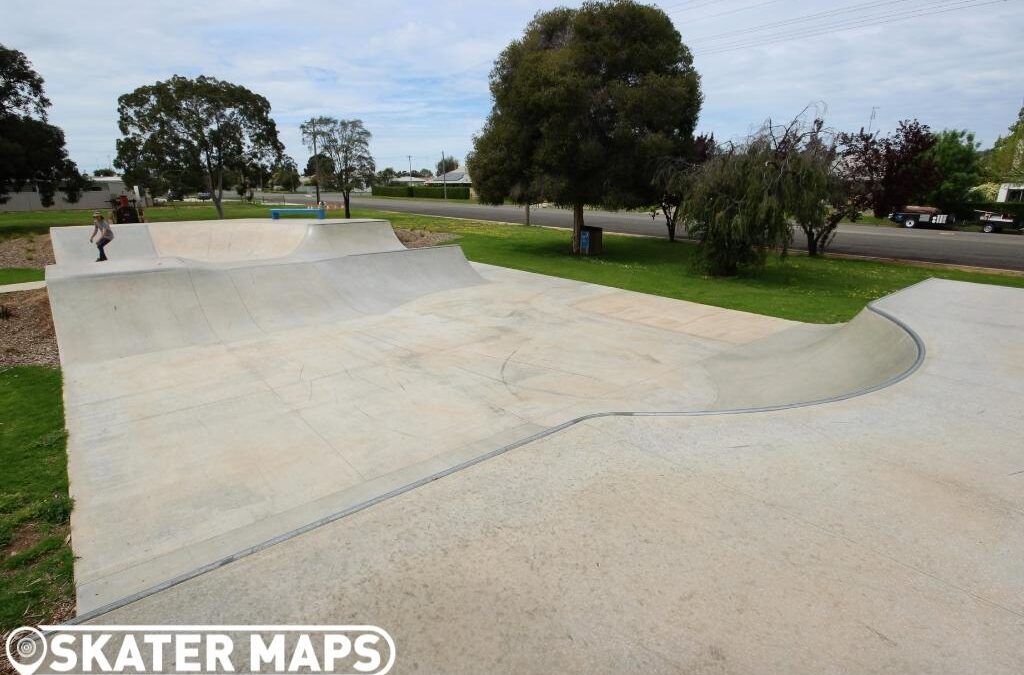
372;186;471;199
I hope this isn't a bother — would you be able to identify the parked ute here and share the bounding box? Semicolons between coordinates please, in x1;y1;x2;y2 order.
888;205;954;229
974;210;1020;234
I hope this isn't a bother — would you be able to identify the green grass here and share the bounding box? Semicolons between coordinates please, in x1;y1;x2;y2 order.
0;268;44;285
355;208;1024;323
0;367;74;630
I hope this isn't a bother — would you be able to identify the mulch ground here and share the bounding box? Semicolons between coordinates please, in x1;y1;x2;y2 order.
395;228;458;248
0;233;55;269
0;289;59;367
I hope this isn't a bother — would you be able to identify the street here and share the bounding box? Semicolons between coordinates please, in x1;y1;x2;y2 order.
329;195;1024;272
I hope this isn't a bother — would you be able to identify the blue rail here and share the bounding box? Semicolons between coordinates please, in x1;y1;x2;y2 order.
270;207;326;220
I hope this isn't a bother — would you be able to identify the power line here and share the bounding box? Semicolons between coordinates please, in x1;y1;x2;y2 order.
693;0;1011;55
678;0;786;26
687;0;960;44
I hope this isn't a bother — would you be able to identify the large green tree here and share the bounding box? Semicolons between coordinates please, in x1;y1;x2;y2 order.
468;0;702;253
989;106;1024;182
923;129;982;213
0;45;87;206
115;75;284;218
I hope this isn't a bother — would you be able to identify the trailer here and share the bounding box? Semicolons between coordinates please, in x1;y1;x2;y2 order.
974;209;1020;234
888;205;954;229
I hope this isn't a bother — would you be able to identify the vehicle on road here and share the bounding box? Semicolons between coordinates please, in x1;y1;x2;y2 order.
889;205;954;229
197;190;212;200
974;209;1020;234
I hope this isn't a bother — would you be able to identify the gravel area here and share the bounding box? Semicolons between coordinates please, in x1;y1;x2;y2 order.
0;289;59;367
395;228;458;248
0;233;55;268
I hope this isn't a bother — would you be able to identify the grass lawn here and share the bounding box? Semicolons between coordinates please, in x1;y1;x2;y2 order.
0;268;44;285
354;208;1024;323
0;366;74;630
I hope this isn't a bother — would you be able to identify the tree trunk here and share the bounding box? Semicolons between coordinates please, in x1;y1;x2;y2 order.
208;173;224;220
343;191;351;218
663;205;676;242
572;203;584;254
806;229;819;256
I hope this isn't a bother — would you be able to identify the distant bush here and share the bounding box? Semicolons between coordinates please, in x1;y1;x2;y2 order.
372;185;470;199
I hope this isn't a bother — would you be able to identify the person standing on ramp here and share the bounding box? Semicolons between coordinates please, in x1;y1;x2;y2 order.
89;210;115;261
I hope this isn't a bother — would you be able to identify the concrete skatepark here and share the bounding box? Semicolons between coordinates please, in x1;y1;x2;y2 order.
45;218;1023;672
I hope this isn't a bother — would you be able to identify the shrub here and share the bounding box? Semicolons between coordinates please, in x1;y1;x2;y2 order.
371;185;470;199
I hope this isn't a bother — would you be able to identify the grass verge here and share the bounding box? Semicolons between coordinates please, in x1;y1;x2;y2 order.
0;366;74;631
353;208;1024;323
0;269;45;286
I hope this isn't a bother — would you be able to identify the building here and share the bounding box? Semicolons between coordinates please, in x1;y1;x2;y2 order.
996;183;1023;202
0;176;139;212
390;176;427;186
427;170;472;187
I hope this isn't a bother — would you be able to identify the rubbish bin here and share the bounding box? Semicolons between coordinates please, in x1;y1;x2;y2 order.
579;225;603;256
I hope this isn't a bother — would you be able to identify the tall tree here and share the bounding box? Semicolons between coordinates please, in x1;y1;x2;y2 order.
317;118;375;217
115;75;284;218
436;156;459;175
989;105;1024;182
924;129;982;213
0;44;87;206
468;0;702;253
271;158;301;191
838;120;938;217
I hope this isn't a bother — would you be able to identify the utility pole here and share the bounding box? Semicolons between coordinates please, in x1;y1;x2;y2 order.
408;155;413;179
441;151;447;200
312;128;322;205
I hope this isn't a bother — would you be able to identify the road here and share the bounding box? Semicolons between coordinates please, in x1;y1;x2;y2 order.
284;193;1024;272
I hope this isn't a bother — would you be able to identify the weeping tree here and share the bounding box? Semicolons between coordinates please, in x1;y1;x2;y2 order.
468;0;702;253
653;132;717;241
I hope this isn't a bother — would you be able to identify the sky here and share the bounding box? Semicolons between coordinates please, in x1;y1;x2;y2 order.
2;0;1022;174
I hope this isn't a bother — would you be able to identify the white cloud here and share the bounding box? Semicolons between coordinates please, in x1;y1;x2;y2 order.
2;0;1021;172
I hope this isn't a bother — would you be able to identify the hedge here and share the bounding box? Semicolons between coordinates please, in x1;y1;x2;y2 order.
372;185;470;199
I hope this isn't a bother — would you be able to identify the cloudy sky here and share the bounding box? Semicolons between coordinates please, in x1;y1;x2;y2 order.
3;0;1021;173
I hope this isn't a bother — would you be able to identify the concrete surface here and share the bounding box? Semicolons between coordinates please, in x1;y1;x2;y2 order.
0;280;45;293
92;279;1024;675
45;218;1024;672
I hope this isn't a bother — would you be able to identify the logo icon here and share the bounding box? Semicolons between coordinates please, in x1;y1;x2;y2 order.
5;627;47;675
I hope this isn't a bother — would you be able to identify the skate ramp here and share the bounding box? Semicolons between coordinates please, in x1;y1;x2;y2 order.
44;219;926;614
49;218;403;264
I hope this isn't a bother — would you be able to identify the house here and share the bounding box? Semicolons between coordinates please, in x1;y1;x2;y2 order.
427;170;472;186
390;176;427;186
996;183;1024;203
0;176;140;212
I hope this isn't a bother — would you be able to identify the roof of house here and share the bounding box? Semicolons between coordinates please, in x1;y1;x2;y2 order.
392;176;427;184
430;171;472;184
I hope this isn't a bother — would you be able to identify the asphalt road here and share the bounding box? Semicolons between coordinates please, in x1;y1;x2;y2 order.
300;193;1024;272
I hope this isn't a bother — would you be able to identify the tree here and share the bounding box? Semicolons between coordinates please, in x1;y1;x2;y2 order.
923;129;982;213
374;167;397;186
313;118;375;217
838;120;938;217
271;158;301;191
0;45;87;206
116;75;284;218
436;156;459;175
303;152;334;178
653;133;716;241
989;105;1024;182
468;0;702;253
786;119;866;257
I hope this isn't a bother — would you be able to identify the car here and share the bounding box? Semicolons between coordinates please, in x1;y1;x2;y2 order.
196;190;212;201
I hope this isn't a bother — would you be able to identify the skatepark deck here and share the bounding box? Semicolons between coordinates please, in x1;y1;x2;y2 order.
44;218;1024;673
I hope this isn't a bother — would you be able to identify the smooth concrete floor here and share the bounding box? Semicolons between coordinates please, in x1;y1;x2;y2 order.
93;279;1024;674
